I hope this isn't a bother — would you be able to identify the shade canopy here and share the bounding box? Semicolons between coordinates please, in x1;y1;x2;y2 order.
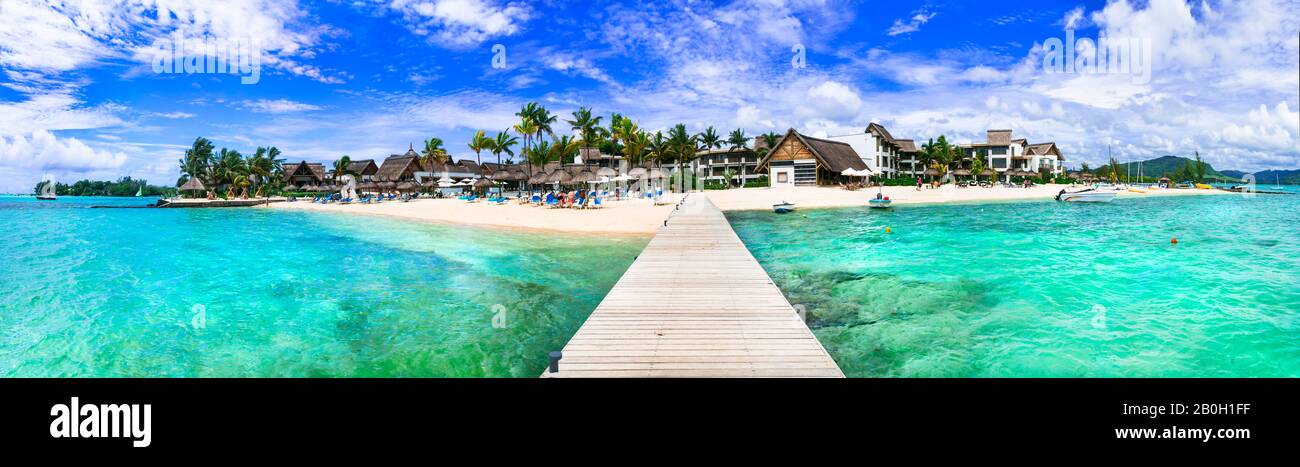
924;168;941;176
627;167;648;178
178;178;206;191
546;170;572;184
951;169;972;176
595;167;618;177
646;169;667;179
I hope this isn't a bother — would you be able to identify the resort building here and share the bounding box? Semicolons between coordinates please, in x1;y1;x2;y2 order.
756;129;868;187
693;138;763;187
960;130;1065;176
283;161;326;188
895;139;923;177
826;123;917;178
375;150;425;183
347;159;379;182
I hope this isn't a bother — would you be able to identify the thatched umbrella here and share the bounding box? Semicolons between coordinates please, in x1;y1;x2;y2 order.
627;167;648;178
546;169;572;185
595;167;618;178
951;169;972;177
357;181;377;194
923;167;941;179
397;181;418;192
527;171;548;185
178;178;205;197
572;170;598;184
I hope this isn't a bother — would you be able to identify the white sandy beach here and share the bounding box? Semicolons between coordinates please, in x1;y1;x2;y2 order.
264;196;679;235
264;185;1229;234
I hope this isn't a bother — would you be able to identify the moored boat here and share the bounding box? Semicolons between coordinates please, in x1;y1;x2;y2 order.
868;198;892;209
1055;189;1117;203
773;201;795;213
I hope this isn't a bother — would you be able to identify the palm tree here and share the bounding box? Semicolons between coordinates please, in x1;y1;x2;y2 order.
491;131;518;165
566;106;604;147
648;131;669;170
421;137;448;166
551;135;581;163
178;137;215;188
212;148;247;198
623;128;649;167
333;155;359;181
697;126;722;151
467;130;492;167
667;124;698;193
248;148;269;197
726;129;749;188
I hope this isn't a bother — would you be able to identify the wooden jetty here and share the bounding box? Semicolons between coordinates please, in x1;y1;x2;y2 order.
543;195;843;378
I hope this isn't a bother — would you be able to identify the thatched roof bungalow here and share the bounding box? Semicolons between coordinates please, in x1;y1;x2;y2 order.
283;161;326;188
756;129;867;187
375;150;424;183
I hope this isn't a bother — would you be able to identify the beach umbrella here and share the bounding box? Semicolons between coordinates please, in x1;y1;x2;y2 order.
596;167;618;178
473;178;494;191
546;169;572;185
627;167;648;178
924;167;941;178
572;170;597;184
646;168;667;179
951;169;972;177
397;181;418;192
178;178;205;197
612;174;634;181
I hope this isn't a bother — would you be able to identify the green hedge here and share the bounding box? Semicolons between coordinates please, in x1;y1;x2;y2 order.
743;175;769;188
880;177;918;186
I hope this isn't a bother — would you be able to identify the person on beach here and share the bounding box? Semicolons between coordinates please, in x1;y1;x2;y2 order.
916;177;922;191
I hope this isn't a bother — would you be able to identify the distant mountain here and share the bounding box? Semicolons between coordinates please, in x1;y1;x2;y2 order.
1102;155;1232;181
1220;169;1300;184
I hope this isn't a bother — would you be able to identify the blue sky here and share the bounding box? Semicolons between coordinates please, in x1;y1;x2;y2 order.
0;0;1297;192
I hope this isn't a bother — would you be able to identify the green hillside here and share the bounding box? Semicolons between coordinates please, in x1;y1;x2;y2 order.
1107;155;1232;181
1220;169;1300;184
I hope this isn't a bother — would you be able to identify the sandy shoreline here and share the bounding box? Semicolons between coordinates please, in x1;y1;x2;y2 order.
264;196;678;236
263;185;1229;234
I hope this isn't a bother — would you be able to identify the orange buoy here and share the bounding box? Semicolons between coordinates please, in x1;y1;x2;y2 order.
886;227;892;234
1171;237;1178;244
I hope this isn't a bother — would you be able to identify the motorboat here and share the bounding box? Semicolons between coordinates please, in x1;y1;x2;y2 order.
773;201;795;213
1056;188;1116;203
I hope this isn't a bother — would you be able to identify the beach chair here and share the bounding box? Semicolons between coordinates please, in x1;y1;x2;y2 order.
593;197;603;209
544;193;558;207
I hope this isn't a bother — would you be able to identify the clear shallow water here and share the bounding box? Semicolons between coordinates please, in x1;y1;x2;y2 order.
728;192;1300;377
0;196;646;377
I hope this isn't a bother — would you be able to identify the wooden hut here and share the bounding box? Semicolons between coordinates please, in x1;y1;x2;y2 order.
375;150;425;184
283;161;326;188
346;159;379;182
755;129;868;187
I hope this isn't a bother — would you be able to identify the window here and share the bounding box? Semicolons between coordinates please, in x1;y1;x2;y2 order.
777;172;788;183
991;158;1008;169
992;147;1007;155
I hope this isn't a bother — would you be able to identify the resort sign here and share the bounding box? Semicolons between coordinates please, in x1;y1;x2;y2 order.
1042;29;1152;84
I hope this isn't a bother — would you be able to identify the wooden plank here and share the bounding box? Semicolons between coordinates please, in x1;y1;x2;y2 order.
542;195;843;378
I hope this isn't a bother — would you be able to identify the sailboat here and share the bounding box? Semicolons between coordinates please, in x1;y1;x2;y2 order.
135;183;144;197
37;175;57;200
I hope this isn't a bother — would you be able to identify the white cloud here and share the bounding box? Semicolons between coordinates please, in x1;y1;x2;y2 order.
0;0;342;83
237;99;323;114
802;81;862;120
887;10;937;36
386;0;531;47
0;130;128;172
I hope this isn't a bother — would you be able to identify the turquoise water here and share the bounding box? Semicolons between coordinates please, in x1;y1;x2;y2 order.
728;191;1300;377
0;196;646;377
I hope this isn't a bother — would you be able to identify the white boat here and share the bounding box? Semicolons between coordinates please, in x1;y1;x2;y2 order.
773;201;795;213
1055;189;1116;203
